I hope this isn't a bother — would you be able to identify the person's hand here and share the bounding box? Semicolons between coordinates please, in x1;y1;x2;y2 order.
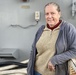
48;61;55;71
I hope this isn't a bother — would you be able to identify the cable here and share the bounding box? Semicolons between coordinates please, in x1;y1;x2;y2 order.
10;21;39;29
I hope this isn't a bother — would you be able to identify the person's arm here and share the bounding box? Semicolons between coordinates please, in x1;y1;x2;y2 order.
50;24;76;66
27;25;45;75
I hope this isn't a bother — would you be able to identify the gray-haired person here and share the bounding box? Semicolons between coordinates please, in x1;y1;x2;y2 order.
27;2;76;75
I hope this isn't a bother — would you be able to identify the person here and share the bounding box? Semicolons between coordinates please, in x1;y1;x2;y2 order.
27;2;76;75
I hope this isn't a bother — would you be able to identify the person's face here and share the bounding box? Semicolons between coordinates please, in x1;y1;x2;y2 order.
45;4;61;27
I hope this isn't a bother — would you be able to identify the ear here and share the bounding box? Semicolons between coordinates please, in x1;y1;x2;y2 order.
59;12;61;18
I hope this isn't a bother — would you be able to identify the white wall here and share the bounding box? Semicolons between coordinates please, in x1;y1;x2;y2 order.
0;0;76;62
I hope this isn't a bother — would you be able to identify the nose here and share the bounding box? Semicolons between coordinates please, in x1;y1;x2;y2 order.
48;13;52;18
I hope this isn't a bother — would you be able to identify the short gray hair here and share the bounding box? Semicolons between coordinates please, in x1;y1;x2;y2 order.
44;2;61;12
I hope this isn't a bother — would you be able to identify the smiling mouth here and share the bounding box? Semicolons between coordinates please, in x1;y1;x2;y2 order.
48;19;54;21
48;20;54;22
